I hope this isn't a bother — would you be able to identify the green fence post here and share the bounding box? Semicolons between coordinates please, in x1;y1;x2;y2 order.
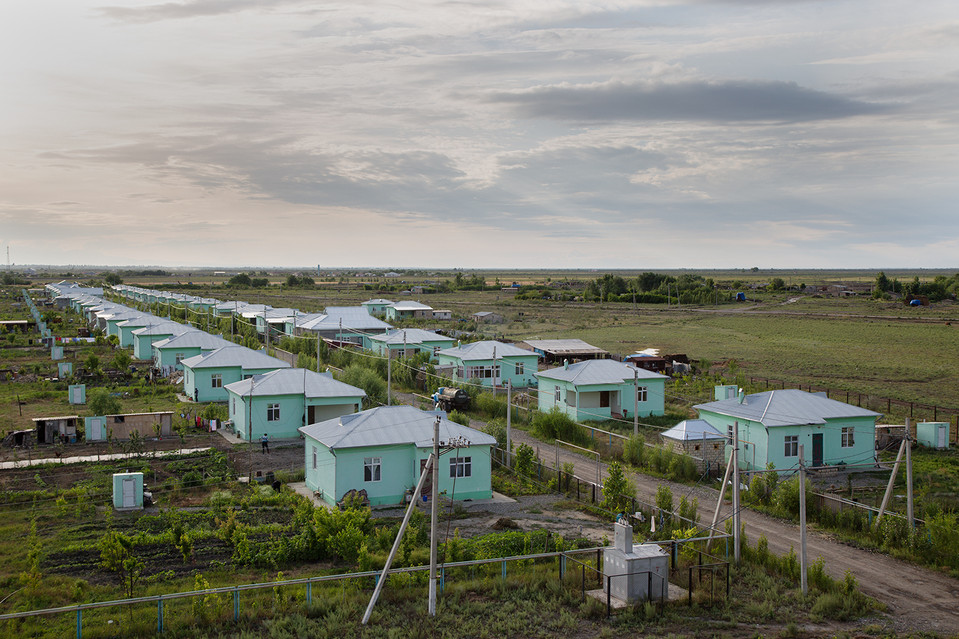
234;588;239;620
502;560;506;580
157;596;164;634
76;607;82;639
306;581;312;606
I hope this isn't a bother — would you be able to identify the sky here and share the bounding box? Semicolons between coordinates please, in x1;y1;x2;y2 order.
2;0;958;270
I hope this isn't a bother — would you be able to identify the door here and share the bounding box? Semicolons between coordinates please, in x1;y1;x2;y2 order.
599;391;610;408
938;426;947;449
122;478;136;508
812;433;824;467
90;418;103;441
71;386;82;404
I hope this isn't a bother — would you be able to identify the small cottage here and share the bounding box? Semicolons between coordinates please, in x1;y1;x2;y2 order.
300;405;495;506
436;340;539;389
535;359;667;422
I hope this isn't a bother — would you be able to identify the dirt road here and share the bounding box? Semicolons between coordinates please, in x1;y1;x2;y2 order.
508;428;959;636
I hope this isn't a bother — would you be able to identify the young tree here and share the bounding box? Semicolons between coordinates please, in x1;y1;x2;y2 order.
88;388;121;416
602;461;634;514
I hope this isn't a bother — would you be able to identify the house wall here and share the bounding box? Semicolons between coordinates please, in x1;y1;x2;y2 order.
304;441;338;505
112;473;144;509
699;412;877;473
133;332;175;360
663;438;725;476
185;365;243;403
536;377;666;422
154;345;207;374
308;443;493;506
229;392;362;440
118;323;151;348
437;354;539;389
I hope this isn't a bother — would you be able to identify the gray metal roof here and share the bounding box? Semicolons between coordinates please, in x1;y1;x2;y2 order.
181;346;291;371
299;405;495;449
662;419;725;441
391;301;433;311
694;389;881;428
369;329;454;346
131;322;192;337
362;298;394;305
436;340;535;361
298;307;393;332
152;332;234;351
535;359;667;385
522;339;608;356
224;368;366;399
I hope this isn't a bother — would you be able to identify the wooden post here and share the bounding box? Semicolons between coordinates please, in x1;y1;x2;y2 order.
799;443;807;596
905;419;914;530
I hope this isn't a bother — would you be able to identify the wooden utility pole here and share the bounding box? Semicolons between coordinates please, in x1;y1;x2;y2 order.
799;443;808;595
633;368;638;436
876;436;907;525
708;453;734;545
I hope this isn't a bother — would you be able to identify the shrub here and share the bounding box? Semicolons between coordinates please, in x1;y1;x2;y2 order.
601;461;634;514
622;435;645;467
531;408;588;447
515;443;537;478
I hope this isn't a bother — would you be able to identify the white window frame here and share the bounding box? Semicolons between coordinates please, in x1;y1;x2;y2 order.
636;386;648;402
312;446;317;470
211;373;222;388
841;427;855;448
514;362;524;375
555;386;561;401
364;457;381;482
449;456;472;478
267;403;280;421
784;435;799;457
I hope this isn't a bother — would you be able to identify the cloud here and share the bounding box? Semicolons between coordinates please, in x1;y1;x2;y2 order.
96;0;309;23
489;79;886;123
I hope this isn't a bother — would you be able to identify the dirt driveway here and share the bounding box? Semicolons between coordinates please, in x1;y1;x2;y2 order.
508;428;959;636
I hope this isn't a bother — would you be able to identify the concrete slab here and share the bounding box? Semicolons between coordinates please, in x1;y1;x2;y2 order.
587;581;687;609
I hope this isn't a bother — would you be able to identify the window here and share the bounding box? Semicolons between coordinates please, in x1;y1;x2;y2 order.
555;386;561;401
465;365;500;379
312;446;317;470
841;427;855;448
784;435;799;457
175;353;184;364
433;345;441;355
636;386;648;402
211;374;222;388
450;456;472;478
364;457;381;482
267;403;280;421
232;397;236;413
514;362;524;375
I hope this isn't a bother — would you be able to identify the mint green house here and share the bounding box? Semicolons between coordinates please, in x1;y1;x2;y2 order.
299;405;495;507
385;301;433;321
535;360;667;422
182;346;290;403
117;316;156;348
224;368;366;441
368;329;455;359
694;388;882;473
152;332;234;376
131;322;191;360
360;299;394;317
436;341;539;389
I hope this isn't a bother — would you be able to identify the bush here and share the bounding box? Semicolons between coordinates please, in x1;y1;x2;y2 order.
336;364;387;406
531;408;588;447
622;435;645;467
475;393;508;419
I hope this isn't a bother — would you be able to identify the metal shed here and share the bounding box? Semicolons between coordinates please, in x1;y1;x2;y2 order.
916;422;950;450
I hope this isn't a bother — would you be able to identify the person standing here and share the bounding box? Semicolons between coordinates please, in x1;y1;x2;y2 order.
261;432;269;454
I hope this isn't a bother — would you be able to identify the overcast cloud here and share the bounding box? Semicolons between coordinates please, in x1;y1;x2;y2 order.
1;0;957;268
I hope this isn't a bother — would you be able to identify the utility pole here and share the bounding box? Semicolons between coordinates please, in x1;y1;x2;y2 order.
799;443;808;595
905;418;914;530
732;421;741;563
492;346;497;398
506;379;512;465
316;333;321;373
428;415;440;616
387;351;392;406
633;367;638;436
876;436;907;525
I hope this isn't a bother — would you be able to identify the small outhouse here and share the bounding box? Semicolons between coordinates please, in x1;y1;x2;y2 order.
916;422;950;450
113;472;144;510
58;362;73;378
68;384;86;405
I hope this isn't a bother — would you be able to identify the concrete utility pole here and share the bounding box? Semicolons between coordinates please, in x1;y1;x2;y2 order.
387;352;392;406
428;415;440;616
506;379;512;465
633;368;639;436
362;454;434;625
876;436;907;525
492;346;497;398
905;418;914;530
732;421;741;563
799;443;808;595
316;333;321;373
